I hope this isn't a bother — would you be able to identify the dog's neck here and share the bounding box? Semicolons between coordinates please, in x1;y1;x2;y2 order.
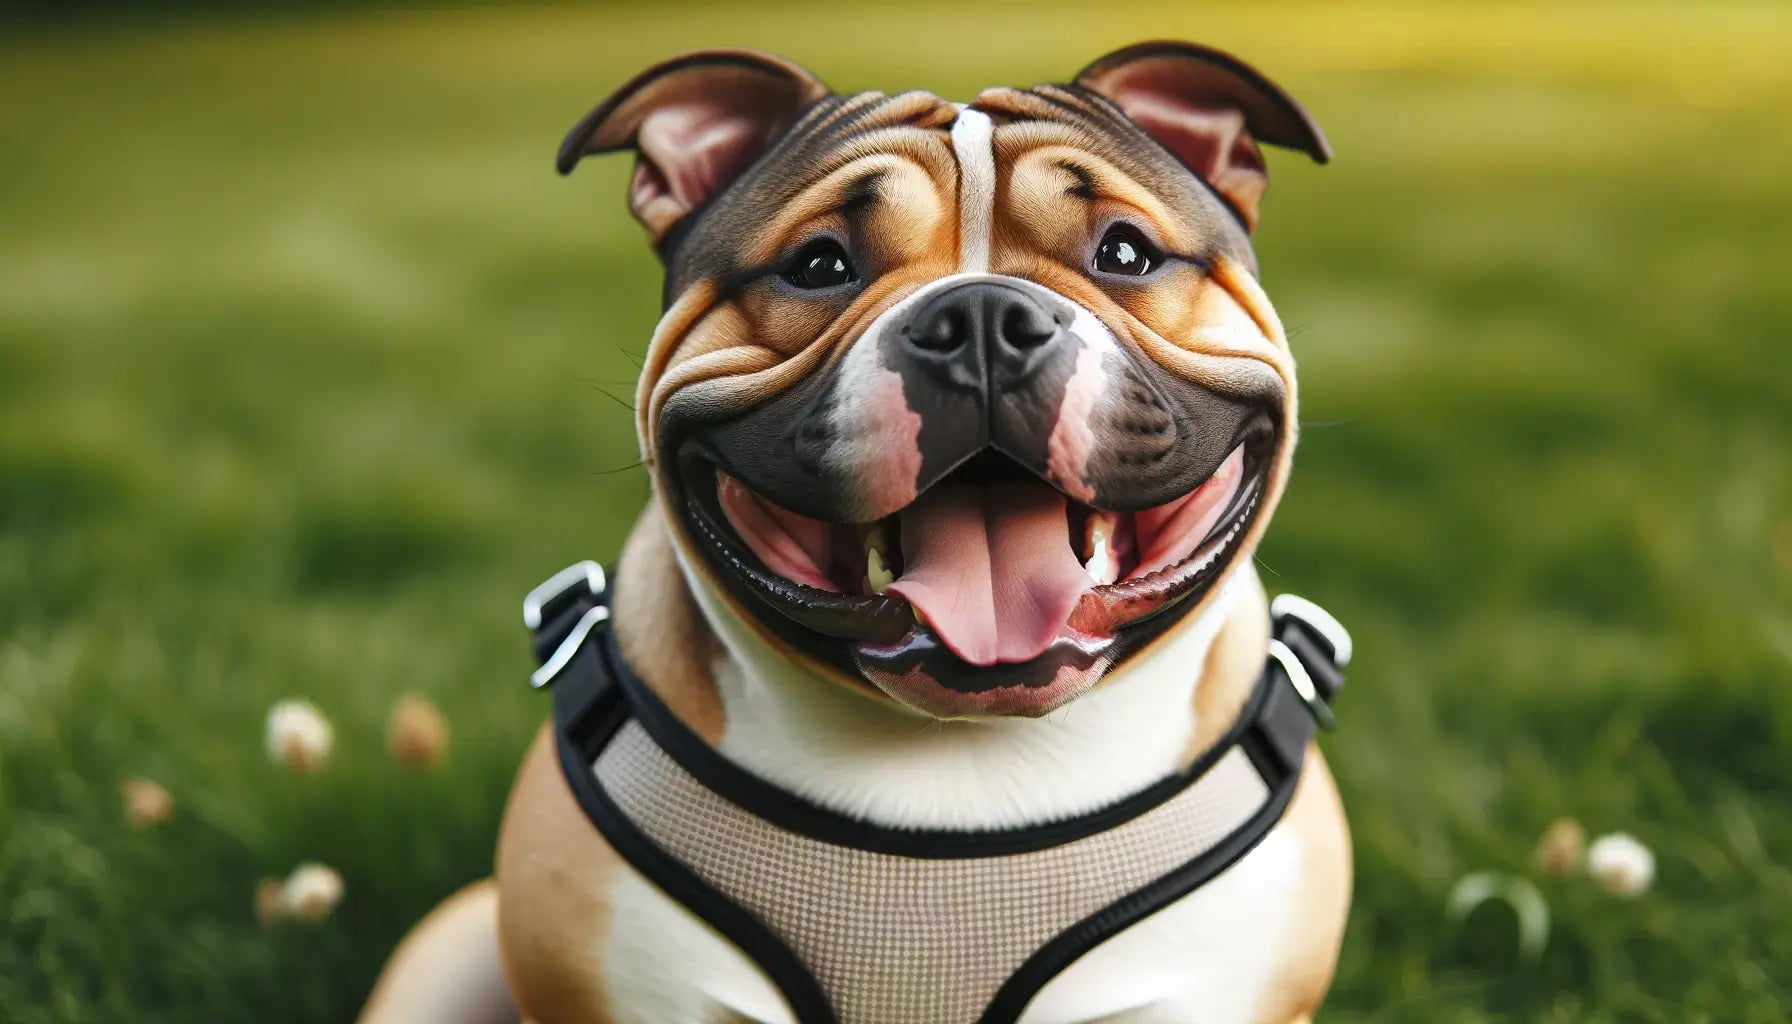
612;506;1271;831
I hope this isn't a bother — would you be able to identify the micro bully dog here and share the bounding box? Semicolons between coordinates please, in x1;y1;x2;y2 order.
362;40;1353;1024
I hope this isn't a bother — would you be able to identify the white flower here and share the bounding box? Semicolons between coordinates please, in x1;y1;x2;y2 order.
1587;832;1655;897
281;862;344;921
265;699;333;772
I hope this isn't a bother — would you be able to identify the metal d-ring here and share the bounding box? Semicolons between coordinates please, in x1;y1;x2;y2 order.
531;604;610;690
1269;593;1353;668
523;560;607;630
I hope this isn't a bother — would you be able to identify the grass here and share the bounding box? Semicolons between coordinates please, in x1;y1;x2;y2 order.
1;3;1790;1021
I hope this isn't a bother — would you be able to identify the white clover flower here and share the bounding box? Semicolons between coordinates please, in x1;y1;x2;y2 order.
281;862;344;921
1587;832;1655;897
265;699;333;772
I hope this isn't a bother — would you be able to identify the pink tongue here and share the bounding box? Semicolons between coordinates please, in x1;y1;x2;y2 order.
887;480;1094;667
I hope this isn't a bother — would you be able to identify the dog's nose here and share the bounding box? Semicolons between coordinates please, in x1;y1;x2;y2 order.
899;281;1065;392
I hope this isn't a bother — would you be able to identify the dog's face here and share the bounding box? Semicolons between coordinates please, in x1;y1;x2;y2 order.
562;44;1328;718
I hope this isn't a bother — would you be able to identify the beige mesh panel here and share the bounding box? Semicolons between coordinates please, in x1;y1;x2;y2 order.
594;722;1270;1024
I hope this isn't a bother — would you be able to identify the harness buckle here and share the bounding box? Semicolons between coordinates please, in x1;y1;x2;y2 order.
531;604;609;690
525;561;609;691
1269;593;1352;668
524;560;607;630
1266;639;1337;732
1268;594;1350;732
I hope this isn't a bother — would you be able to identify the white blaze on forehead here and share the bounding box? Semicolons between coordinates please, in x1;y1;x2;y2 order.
950;106;995;273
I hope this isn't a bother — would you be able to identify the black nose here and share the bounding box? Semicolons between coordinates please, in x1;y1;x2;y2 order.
899;281;1065;392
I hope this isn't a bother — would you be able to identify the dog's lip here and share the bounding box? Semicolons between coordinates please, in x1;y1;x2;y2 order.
676;433;1270;656
858;642;1112;719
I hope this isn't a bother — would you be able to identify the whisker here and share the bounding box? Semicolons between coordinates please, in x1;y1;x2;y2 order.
591;385;635;412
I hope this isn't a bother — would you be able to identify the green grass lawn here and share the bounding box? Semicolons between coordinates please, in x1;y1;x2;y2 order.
2;4;1790;1021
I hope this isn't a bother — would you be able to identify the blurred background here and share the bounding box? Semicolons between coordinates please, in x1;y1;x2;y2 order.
2;2;1789;1021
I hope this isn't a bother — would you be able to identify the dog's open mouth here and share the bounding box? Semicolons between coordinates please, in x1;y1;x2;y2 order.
680;435;1269;715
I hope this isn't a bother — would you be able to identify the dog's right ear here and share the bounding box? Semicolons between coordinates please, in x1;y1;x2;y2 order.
558;50;831;245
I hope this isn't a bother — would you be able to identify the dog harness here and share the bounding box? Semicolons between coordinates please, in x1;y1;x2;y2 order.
525;561;1349;1024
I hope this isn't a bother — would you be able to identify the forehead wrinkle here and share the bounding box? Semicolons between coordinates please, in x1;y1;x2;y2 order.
735;128;955;263
1003;142;1193;253
987;97;1257;261
666;97;951;283
740;153;908;264
833;124;956;181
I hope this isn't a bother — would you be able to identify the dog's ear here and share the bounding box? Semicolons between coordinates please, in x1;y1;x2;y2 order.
559;49;831;243
1075;41;1328;231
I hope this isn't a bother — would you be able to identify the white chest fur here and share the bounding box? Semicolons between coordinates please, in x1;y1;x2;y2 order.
600;562;1305;1023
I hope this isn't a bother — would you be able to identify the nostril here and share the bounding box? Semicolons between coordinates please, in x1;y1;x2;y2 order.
912;306;969;352
1000;302;1057;350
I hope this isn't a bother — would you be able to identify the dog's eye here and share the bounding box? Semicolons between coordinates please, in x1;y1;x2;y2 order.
1093;226;1158;277
784;239;857;290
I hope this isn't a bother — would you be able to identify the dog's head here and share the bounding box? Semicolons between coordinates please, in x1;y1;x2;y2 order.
562;43;1328;718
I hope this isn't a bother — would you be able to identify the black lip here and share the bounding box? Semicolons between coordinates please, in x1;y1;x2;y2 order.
675;421;1275;683
855;630;1112;694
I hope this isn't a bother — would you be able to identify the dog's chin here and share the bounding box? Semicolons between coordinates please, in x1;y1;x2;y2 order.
673;433;1273;719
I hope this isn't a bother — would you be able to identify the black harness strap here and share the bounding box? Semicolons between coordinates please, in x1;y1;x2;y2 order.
524;560;1347;1024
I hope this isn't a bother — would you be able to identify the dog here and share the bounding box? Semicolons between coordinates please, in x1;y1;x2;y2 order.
360;41;1351;1024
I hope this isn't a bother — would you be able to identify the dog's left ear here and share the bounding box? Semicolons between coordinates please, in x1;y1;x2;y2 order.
1075;41;1329;231
558;49;832;243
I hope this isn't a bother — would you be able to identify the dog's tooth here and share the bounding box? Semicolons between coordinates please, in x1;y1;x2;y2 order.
865;526;894;594
1082;512;1118;585
1083;512;1115;559
1086;545;1117;585
1082;520;1111;584
867;546;894;595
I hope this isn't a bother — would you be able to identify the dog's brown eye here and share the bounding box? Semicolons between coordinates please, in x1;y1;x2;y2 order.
1093;226;1158;276
784;239;856;290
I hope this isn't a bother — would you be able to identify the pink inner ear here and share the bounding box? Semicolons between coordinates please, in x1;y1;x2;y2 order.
633;106;764;228
1110;89;1269;228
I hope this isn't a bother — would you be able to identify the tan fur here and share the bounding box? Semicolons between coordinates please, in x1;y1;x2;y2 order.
1184;572;1270;766
1253;755;1352;1023
357;879;513;1023
490;724;620;1024
611;506;729;744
